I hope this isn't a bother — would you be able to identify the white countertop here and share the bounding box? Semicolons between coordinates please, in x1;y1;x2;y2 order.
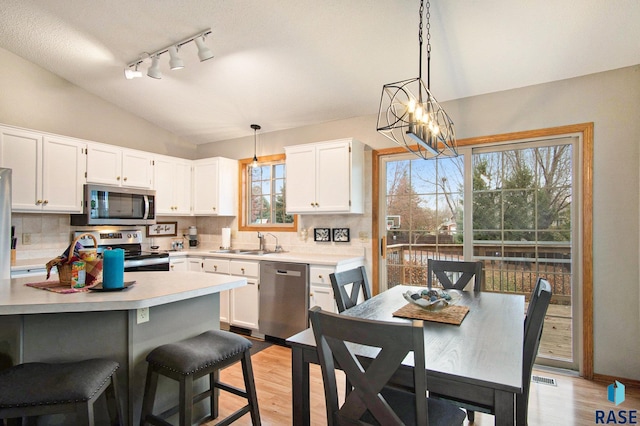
167;249;365;266
0;271;246;315
11;250;365;272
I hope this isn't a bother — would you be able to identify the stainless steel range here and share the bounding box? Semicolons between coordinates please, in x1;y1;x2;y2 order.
73;230;170;271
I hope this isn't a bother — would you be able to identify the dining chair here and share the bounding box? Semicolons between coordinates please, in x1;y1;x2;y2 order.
427;259;483;292
329;266;372;313
430;277;552;424
309;306;466;426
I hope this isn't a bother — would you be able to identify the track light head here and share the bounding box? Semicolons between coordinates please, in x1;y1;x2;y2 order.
195;36;214;62
168;45;184;70
147;55;162;79
124;63;142;79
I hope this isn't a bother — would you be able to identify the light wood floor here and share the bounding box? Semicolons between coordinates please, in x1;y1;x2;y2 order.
207;344;639;425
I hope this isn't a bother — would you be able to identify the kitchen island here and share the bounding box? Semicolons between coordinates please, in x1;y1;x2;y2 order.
0;271;246;426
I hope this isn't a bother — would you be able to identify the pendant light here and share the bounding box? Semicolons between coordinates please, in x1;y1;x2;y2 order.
376;0;457;159
251;124;261;168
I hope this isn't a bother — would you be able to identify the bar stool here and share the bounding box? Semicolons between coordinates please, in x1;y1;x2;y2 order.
0;358;122;426
140;330;260;426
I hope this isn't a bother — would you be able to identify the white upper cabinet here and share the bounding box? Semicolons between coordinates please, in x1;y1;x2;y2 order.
192;157;238;216
285;138;364;214
154;155;192;215
86;144;153;188
0;126;85;213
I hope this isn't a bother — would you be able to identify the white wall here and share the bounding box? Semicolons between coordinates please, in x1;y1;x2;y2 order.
1;40;639;380
0;47;196;158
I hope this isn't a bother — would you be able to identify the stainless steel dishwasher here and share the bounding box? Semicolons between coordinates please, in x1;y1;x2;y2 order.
259;261;309;339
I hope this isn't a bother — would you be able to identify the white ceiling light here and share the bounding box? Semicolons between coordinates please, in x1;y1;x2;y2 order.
194;35;214;62
147;55;162;79
124;28;213;80
168;45;184;70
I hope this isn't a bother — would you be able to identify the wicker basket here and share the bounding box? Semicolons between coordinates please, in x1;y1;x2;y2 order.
57;233;98;285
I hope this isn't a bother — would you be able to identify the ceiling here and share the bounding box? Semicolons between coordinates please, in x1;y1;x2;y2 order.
0;1;639;145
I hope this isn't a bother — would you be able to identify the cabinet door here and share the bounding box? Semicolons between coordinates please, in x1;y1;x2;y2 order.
309;266;337;313
310;284;336;313
153;156;176;214
154;156;191;215
86;145;121;185
122;150;152;189
315;141;351;212
230;278;259;330
173;160;192;215
42;136;85;213
169;257;188;272
188;258;203;272
219;290;230;324
192;159;219;214
0;127;42;211
285;145;317;213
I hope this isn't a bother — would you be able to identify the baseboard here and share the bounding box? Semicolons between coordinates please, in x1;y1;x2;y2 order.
593;373;640;389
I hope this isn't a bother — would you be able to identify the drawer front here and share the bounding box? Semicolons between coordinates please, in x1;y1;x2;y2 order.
309;266;335;285
230;260;259;278
203;258;230;274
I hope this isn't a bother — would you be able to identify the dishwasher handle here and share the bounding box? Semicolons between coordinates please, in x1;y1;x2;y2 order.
276;269;302;277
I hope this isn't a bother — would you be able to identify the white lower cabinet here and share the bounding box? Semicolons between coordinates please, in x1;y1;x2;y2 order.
188;257;203;272
229;260;260;331
203;258;231;324
309;266;338;313
169;256;187;272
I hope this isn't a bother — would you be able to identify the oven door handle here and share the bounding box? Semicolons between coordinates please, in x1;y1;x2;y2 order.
124;257;169;268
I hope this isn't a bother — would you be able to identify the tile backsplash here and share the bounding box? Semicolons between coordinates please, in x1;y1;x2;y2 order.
11;213;372;262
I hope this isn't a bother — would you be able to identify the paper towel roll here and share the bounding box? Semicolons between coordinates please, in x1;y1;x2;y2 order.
221;228;231;249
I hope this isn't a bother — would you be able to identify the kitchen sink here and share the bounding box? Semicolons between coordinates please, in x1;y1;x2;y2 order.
209;249;287;256
209;249;268;256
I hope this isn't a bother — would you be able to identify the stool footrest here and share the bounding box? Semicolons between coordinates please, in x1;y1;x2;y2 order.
215;381;248;399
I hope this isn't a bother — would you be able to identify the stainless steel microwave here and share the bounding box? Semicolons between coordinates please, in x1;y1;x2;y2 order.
70;184;156;226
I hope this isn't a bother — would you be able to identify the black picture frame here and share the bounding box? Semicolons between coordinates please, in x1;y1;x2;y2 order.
332;228;350;242
314;228;331;242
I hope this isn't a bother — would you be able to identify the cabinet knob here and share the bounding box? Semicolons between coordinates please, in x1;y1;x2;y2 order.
170;264;174;270
310;202;314;207
241;268;245;274
123;177;128;182
117;176;121;181
43;200;48;204
213;207;216;211
36;200;43;205
214;265;218;272
318;275;323;279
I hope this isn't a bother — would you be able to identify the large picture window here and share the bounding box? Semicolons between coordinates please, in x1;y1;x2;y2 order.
239;155;297;231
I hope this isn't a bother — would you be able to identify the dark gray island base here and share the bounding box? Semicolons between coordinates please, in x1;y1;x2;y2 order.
0;271;246;426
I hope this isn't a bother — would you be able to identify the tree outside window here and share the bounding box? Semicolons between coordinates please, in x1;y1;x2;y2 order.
239;155;297;232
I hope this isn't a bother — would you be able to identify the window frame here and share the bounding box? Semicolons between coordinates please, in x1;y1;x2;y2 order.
238;154;298;232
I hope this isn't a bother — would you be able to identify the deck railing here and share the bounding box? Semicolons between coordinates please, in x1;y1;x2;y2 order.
386;242;572;304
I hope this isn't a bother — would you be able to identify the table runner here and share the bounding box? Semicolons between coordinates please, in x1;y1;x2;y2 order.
392;303;470;325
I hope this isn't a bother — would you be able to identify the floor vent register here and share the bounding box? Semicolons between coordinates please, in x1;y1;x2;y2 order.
531;375;558;386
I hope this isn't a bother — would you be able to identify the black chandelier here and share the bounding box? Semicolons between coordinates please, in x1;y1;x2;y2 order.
376;0;457;159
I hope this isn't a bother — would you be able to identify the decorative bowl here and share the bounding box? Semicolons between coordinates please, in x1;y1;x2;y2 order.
403;289;462;312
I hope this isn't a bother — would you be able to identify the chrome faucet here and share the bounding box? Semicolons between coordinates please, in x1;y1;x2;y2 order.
257;232;266;251
265;233;284;253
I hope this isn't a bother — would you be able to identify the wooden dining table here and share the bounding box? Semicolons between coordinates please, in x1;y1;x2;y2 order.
286;285;525;425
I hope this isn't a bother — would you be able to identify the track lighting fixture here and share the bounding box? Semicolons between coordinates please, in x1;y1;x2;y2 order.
124;29;213;80
168;45;184;70
194;36;214;61
124;63;142;79
251;124;261;168
147;55;162;79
